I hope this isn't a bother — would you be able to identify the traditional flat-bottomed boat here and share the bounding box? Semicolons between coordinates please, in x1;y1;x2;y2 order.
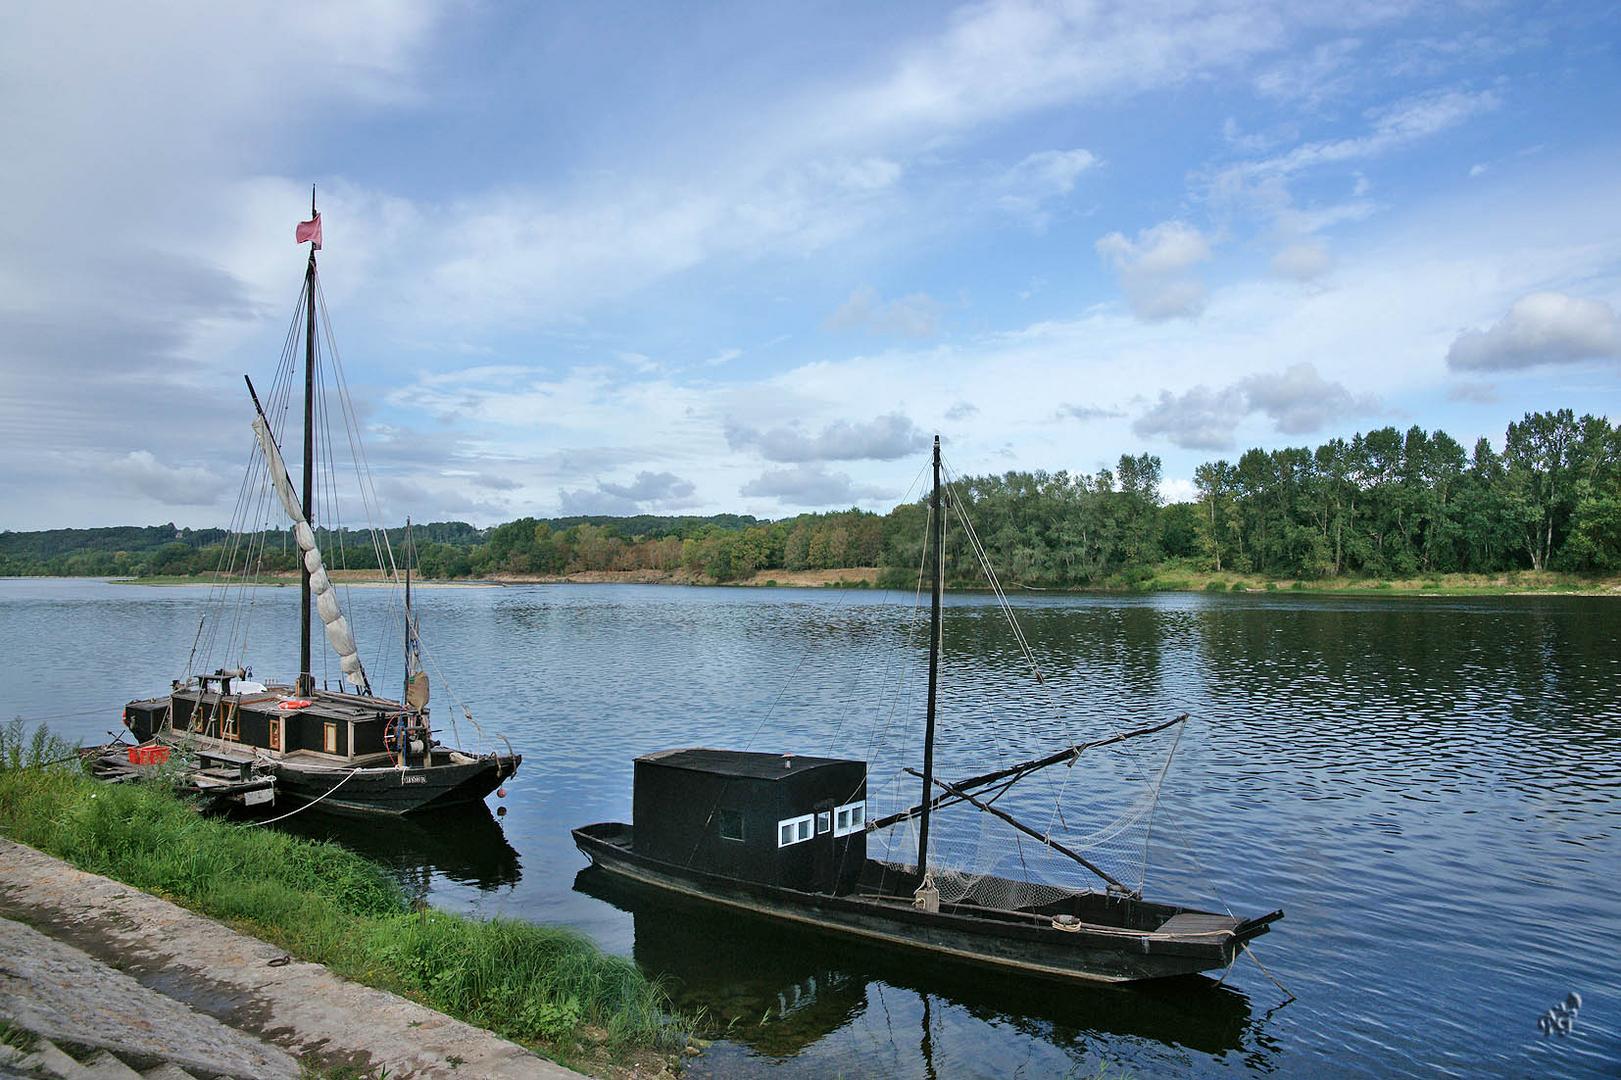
576;437;1279;982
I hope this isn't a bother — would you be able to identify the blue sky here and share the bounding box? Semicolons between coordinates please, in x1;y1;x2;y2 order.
2;1;1619;529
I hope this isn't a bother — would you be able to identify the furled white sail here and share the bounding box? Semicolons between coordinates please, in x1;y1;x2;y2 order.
252;415;367;688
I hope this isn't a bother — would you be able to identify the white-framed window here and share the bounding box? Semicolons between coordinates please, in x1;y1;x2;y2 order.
816;811;832;835
777;814;815;848
833;800;866;837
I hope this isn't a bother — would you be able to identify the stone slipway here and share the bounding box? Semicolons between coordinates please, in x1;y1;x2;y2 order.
0;838;583;1079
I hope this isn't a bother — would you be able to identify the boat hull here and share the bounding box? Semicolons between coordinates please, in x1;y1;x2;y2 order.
573;822;1276;984
268;753;520;816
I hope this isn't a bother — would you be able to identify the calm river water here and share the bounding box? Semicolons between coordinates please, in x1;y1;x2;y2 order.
1;578;1617;1077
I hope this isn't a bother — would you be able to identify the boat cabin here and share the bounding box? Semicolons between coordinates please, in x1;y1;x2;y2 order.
124;670;429;767
633;748;867;895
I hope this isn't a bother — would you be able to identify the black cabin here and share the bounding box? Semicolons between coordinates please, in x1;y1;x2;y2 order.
633;748;867;895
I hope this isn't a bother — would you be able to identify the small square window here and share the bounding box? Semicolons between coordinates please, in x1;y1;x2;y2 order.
718;809;744;842
834;800;866;837
778;814;815;847
816;811;831;834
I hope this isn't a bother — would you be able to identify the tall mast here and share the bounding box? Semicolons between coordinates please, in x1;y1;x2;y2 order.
916;435;944;874
298;185;317;696
403;518;413;705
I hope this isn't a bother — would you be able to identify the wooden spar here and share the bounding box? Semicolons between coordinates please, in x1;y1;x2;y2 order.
298;184;317;697
866;713;1190;833
948;713;1190;794
916;435;943;876
903;767;1131;894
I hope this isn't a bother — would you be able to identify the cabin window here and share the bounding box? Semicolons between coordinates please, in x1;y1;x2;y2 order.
777;814;814;848
816;811;831;835
269;718;281;752
322;722;338;754
833;800;866;837
718;809;744;842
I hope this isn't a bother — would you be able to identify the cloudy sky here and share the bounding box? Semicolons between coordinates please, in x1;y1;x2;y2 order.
3;1;1619;530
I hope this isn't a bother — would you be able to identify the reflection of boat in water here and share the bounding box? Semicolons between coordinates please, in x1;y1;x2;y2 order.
273;802;522;893
576;866;866;1057
574;865;1257;1060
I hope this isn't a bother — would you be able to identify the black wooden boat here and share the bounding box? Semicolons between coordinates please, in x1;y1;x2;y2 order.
573;864;1261;1056
576;438;1280;983
119;192;519;816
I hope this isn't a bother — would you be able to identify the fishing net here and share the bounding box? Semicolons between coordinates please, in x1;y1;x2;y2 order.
870;717;1186;908
856;456;1193;910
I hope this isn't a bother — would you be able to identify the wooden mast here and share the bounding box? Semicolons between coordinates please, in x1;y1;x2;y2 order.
403;518;413;705
298;185;317;696
916;435;944;878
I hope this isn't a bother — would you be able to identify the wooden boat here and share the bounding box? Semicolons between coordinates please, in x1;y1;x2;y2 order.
575;438;1280;983
119;192;519;816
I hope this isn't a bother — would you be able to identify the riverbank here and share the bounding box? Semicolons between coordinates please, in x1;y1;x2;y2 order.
1119;566;1621;596
0;734;690;1077
103;565;1621;596
116;566;884;589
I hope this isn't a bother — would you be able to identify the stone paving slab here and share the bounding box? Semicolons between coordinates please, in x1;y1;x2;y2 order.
0;839;582;1080
0;915;296;1078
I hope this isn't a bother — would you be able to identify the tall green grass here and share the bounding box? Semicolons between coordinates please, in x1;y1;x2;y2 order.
0;723;686;1058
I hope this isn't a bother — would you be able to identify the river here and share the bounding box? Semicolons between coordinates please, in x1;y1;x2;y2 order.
0;577;1615;1077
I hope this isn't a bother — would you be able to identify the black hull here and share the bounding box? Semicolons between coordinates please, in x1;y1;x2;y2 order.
267;754;520;816
573;822;1278;985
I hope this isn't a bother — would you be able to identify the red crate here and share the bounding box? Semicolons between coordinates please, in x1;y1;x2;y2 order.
127;745;170;766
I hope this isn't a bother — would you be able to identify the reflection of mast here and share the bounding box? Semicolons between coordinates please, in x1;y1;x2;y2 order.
920;991;938;1080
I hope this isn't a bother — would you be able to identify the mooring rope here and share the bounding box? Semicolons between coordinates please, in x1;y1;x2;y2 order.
243;767;361;826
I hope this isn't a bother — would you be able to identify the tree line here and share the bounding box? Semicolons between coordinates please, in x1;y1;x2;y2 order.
4;410;1618;585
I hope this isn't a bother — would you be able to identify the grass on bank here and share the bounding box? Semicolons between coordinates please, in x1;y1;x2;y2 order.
0;720;688;1071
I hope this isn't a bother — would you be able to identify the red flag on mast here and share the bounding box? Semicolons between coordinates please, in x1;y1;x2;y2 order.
296;212;322;250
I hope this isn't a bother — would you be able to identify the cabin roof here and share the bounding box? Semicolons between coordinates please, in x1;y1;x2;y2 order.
636;747;861;781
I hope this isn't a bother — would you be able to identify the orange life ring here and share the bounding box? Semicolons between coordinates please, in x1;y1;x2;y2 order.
280;699;314;710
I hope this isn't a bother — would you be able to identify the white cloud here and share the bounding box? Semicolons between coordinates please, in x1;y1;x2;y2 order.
1248;88;1501;181
1132;363;1378;450
727;413;931;462
1253;38;1362;108
825;288;942;337
1096;221;1212;320
1238;363;1379;435
558;470;698;515
1055;403;1124;422
1132;385;1249;450
739;464;891;508
996;148;1098;224
1271;242;1333;281
1445;381;1499;404
103;452;226;507
1446;292;1621;371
